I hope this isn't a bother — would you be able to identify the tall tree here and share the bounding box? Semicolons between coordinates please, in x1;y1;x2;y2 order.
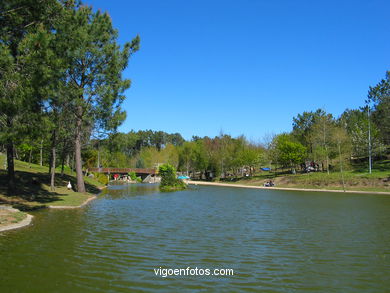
332;126;351;191
0;0;60;194
292;109;327;155
178;141;196;175
272;133;306;173
368;71;390;145
309;111;335;173
339;108;380;160
56;4;140;192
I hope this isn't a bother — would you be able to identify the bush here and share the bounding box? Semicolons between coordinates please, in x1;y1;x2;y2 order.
128;171;142;182
93;172;109;185
158;164;187;192
128;171;137;180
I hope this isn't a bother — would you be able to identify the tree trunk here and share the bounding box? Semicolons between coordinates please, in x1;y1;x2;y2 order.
326;150;330;175
40;139;43;166
322;119;330;175
61;155;65;176
14;147;19;160
28;148;33;166
338;143;346;192
60;141;66;177
50;130;56;192
6;141;16;195
48;144;52;175
75;112;85;193
97;144;100;168
71;153;74;175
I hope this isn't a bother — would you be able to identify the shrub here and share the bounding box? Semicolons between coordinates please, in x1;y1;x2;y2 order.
128;171;137;180
93;172;109;185
158;164;187;192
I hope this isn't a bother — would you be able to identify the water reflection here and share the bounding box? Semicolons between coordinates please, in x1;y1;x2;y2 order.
104;182;160;198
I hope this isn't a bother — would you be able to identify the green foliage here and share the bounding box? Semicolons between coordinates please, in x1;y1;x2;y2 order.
82;149;98;169
17;143;33;160
273;134;306;168
53;3;140;192
128;172;137;181
178;141;197;173
158;164;186;192
0;0;63;194
93;172;109;185
139;147;159;168
192;139;209;172
159;164;177;186
368;71;390;145
290;108;356;173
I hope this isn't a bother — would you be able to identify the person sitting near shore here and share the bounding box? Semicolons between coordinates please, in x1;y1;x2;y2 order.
264;180;275;187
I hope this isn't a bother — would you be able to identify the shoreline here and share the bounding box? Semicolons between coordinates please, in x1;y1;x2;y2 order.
187;181;390;195
1;186;106;231
49;195;97;209
0;207;33;232
49;185;107;209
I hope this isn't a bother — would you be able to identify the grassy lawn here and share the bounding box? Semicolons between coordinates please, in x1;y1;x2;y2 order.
218;160;390;192
44;186;93;207
0;154;104;210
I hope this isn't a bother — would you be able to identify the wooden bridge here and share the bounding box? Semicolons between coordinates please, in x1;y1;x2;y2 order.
88;168;156;175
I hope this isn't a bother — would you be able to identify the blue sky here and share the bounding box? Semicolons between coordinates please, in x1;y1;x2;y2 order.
85;0;390;141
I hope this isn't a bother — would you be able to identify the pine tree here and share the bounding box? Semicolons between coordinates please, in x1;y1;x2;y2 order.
0;0;60;194
55;4;140;192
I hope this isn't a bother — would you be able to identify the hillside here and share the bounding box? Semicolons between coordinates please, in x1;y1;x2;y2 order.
222;160;390;192
0;154;104;210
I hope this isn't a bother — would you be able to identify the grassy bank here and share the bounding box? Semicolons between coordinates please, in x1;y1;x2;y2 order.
216;160;390;193
0;155;104;210
0;208;27;228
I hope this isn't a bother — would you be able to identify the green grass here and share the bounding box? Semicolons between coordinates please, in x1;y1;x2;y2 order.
44;187;92;207
0;154;104;210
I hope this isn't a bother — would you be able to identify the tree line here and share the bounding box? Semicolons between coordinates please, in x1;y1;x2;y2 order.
78;130;266;180
58;70;390;182
81;70;389;180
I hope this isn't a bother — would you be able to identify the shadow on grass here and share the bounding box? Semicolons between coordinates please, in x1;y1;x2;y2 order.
219;171;291;182
350;158;390;173
0;169;100;210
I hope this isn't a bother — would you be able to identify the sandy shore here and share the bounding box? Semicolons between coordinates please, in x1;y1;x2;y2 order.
0;207;33;232
187;181;390;195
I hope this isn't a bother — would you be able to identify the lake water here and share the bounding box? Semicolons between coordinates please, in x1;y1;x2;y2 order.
0;184;389;292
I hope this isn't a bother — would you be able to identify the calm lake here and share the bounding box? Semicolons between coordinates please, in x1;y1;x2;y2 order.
1;184;389;292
